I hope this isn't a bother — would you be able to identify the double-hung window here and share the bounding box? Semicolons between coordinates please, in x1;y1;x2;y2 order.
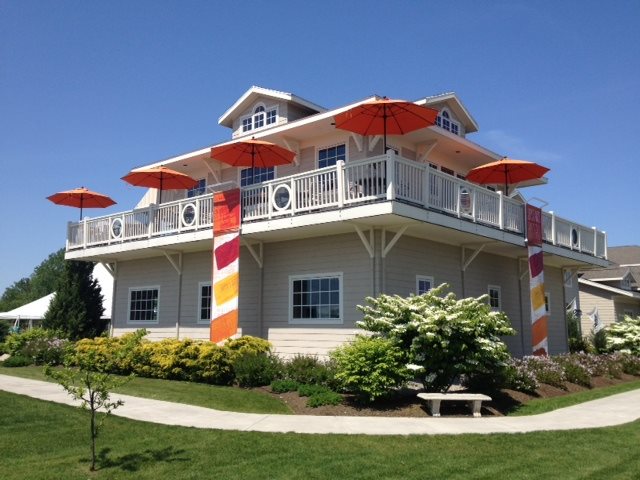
488;285;501;311
129;287;159;322
318;144;346;169
187;178;206;198
416;275;434;295
240;167;275;186
198;282;212;324
290;273;342;324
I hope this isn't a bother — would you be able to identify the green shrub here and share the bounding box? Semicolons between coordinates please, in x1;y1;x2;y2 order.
2;354;33;367
194;343;235;385
523;356;566;389
297;384;331;397
306;391;342;408
605;316;640;355
357;285;515;392
233;352;281;388
504;358;539;393
0;320;10;344
3;328;63;356
225;336;272;359
555;355;592;387
282;354;337;387
591;329;608;354
270;379;299;393
330;336;411;402
20;337;72;366
617;354;640;375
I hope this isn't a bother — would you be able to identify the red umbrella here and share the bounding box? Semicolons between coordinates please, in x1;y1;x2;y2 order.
333;98;439;152
121;166;198;204
47;187;116;220
211;139;295;184
466;158;550;195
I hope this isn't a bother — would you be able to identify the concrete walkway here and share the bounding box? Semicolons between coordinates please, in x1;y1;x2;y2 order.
1;374;639;436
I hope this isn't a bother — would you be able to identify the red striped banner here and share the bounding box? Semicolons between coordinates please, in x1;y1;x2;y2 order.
527;205;548;355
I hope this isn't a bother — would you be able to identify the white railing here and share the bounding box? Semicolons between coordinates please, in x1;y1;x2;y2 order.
67;194;213;249
66;152;606;259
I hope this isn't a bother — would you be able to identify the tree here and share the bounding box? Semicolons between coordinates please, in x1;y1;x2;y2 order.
605;315;640;355
357;284;516;392
43;260;107;340
45;362;130;471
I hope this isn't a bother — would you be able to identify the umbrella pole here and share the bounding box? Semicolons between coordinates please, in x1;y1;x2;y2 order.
383;105;387;153
251;144;255;185
80;195;83;221
159;173;163;204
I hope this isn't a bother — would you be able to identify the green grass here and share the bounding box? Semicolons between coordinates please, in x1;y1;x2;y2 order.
509;379;640;416
0;391;639;479
0;366;290;414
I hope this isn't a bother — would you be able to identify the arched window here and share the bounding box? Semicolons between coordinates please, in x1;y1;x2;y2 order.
436;109;461;136
253;106;265;129
241;104;278;133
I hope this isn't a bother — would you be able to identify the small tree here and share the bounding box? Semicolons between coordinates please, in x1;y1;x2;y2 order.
43;260;107;340
357;284;516;392
45;356;131;471
605;315;640;355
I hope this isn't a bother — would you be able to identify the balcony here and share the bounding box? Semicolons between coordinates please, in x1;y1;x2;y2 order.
66;153;607;259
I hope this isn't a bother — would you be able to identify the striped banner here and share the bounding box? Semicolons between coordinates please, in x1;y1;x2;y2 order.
210;188;241;343
526;205;548;355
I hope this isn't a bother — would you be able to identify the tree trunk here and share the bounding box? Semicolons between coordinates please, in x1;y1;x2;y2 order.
90;392;96;471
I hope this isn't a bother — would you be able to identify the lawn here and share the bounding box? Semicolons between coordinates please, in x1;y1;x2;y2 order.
0;366;290;414
0;391;639;479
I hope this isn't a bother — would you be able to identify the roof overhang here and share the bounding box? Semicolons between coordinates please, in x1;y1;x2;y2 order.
579;278;640;299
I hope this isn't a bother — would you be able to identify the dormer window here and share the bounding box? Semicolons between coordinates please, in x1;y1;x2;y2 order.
241;105;278;133
436;109;461;136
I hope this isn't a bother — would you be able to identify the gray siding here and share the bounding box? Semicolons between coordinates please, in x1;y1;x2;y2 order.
579;285;615;333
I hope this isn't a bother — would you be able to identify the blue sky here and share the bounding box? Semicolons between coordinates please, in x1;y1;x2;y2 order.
1;0;639;294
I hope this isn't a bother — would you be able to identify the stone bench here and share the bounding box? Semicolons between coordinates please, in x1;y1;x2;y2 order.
417;392;492;418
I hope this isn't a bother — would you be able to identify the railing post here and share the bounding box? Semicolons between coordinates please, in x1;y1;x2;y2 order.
550;211;556;245
268;184;274;219
423;165;430;209
195;198;201;228
471;189;477;222
66;221;71;250
148;205;154;238
386;151;396;200
83;219;88;248
592;227;597;256
290;178;296;216
336;160;345;208
603;231;608;259
498;191;504;230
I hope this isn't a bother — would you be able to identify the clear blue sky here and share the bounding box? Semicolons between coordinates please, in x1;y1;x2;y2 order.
1;0;639;294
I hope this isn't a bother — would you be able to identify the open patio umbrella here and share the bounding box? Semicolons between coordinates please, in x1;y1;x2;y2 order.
121;166;198;204
333;98;439;153
210;139;296;184
47;186;116;220
466;158;550;195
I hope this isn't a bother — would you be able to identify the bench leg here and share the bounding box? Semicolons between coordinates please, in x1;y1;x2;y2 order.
428;400;441;417
470;400;482;417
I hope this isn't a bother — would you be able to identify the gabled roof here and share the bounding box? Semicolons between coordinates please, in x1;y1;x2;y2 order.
218;86;327;128
579;278;640;299
607;246;640;265
415;92;479;134
581;266;633;282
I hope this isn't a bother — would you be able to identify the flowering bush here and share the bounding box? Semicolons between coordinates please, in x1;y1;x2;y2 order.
553;354;592;387
519;356;566;389
505;358;539;393
357;285;515;392
605;316;640;355
1;328;70;366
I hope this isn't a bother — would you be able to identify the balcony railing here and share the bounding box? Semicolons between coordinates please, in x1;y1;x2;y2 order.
66;152;607;259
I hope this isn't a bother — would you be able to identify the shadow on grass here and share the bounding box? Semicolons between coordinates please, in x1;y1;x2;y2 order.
95;446;190;472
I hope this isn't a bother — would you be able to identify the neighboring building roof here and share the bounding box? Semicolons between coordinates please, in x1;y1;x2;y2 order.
218;86;327;128
415;92;479;134
582;246;640;290
579;278;640;299
581;266;631;281
607;246;640;266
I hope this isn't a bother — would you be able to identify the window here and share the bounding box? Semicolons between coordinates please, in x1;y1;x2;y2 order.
240;166;275;186
290;273;342;324
198;282;212;324
128;287;159;322
544;293;550;313
488;285;501;311
441;166;455;176
240;105;278;133
318;144;346;169
416;275;434;295
187;178;206;198
436;109;461;136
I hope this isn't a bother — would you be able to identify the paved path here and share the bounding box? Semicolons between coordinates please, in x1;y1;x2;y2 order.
1;374;639;436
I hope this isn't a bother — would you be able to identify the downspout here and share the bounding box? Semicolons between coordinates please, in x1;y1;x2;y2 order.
110;262;118;337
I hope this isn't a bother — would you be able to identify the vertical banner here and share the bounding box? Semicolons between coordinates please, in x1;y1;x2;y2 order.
210;188;241;343
526;204;548;355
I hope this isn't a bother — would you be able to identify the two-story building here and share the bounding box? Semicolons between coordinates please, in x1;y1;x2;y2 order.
64;86;609;358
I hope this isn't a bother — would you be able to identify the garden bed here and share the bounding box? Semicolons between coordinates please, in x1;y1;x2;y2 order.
262;374;640;417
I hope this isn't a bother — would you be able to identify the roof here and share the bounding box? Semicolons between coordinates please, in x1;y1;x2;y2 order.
579;278;640;300
581;246;640;289
607;246;640;265
415;92;479;134
0;293;55;320
218;86;327;128
581;266;632;281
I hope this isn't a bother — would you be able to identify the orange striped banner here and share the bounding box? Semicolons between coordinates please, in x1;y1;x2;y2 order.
527;205;548;355
210;189;241;343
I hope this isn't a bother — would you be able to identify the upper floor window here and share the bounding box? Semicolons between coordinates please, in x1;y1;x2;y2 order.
241;105;278;133
436;109;461;136
187;178;206;198
416;275;434;295
240;166;275;186
318;144;346;169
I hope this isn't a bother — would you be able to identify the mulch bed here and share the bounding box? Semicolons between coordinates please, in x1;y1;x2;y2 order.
257;374;639;417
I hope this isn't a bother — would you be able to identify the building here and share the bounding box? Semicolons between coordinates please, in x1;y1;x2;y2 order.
64;86;609;358
578;246;640;334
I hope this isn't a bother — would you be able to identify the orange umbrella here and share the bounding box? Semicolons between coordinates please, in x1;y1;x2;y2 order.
333;98;439;152
466;158;550;195
47;186;116;220
121;166;198;204
211;139;295;184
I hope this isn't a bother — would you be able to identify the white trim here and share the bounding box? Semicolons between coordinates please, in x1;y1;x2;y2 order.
127;286;160;324
197;281;212;324
579;278;640;299
288;272;343;325
488;284;501;311
316;142;348;169
416;275;434;295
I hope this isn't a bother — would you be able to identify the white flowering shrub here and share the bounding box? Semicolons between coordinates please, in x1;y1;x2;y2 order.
357;284;515;392
605;316;640;355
